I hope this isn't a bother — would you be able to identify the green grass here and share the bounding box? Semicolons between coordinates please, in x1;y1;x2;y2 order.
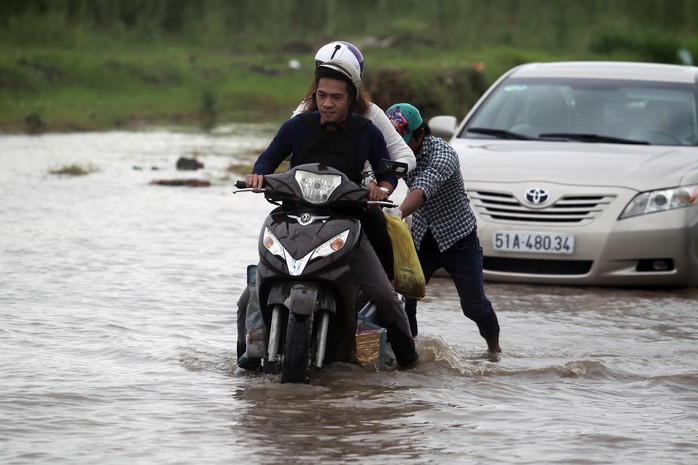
1;0;695;133
0;42;592;133
1;43;311;131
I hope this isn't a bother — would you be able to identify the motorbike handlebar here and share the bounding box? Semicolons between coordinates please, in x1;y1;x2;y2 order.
368;200;399;208
232;177;397;207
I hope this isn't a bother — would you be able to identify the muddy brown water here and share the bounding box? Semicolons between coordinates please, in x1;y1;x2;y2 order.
2;128;696;465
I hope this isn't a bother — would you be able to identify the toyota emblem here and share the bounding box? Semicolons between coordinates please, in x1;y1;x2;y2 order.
524;187;550;205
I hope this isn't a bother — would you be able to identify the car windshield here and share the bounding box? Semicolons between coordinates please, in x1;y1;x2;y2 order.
461;77;698;146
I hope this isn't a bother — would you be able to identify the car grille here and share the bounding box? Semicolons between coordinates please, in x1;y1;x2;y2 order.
469;190;616;224
484;257;593;275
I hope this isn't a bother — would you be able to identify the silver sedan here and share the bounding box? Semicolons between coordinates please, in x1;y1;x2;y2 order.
430;61;698;287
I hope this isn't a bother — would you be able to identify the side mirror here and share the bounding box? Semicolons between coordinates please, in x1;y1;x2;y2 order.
429;115;458;139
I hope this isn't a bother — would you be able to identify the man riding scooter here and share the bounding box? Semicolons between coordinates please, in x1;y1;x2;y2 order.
237;59;418;370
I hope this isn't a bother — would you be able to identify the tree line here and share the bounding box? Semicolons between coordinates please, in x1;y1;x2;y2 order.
2;0;695;56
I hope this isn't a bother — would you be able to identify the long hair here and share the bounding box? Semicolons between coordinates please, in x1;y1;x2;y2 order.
299;74;371;115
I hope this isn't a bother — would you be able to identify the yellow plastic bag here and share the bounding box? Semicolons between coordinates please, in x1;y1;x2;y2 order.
384;213;426;299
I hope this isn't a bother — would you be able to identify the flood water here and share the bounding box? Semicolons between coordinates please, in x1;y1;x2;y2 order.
1;127;697;465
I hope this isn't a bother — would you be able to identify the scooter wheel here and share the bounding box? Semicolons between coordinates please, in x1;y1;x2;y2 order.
262;359;280;375
280;312;314;384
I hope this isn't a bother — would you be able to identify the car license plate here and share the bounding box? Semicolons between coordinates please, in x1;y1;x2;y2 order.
492;231;575;255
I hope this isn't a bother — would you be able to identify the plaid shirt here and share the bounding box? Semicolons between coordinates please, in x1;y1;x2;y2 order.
404;135;477;252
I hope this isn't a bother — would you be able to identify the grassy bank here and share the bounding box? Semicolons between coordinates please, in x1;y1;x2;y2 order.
0;41;663;134
1;0;695;133
1;43;313;132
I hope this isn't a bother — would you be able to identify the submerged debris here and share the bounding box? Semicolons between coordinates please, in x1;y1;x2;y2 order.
176;157;204;170
150;178;210;187
49;164;99;176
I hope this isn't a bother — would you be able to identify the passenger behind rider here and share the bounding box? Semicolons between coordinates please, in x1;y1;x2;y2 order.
238;59;418;370
292;41;417;283
294;41;416;174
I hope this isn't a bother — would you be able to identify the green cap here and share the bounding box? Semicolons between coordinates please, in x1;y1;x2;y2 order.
386;103;423;143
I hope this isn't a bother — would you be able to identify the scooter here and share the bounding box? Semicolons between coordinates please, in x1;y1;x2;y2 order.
234;161;407;383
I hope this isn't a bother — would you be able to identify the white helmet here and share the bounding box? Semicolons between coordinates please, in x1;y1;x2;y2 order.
315;59;362;104
314;41;364;76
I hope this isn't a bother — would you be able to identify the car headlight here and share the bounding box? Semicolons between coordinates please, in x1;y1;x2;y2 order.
294;169;343;204
620;185;698;219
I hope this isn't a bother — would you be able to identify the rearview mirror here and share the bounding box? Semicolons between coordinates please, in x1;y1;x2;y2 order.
429;115;458;139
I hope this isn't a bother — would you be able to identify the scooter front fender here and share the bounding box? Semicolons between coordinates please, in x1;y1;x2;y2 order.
284;283;318;316
266;280;337;316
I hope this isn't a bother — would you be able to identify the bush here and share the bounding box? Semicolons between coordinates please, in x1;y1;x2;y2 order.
364;63;487;119
590;32;682;64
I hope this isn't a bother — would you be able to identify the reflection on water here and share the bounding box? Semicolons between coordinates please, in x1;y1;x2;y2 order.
231;378;428;463
1;129;697;465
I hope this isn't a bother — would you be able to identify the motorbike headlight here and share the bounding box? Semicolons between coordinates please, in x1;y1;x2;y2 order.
294;170;343;204
620;185;698;219
309;230;350;261
262;227;286;257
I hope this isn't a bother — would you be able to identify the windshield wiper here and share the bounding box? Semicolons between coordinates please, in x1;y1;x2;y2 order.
538;132;650;145
467;127;535;140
